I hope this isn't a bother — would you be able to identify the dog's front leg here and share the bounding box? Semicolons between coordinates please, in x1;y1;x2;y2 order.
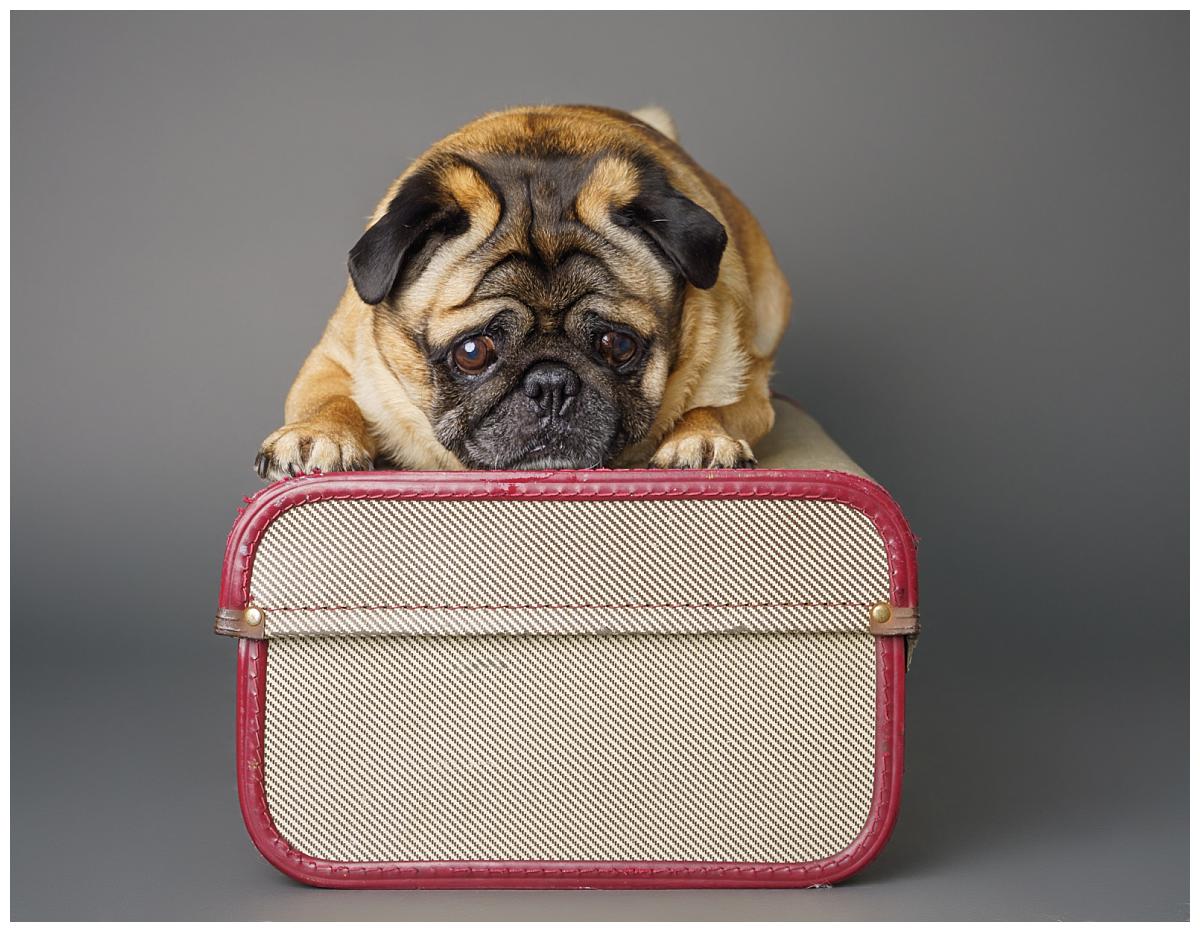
650;407;758;469
650;373;776;469
255;349;376;480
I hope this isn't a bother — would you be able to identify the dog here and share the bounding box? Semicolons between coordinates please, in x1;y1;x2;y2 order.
255;104;790;477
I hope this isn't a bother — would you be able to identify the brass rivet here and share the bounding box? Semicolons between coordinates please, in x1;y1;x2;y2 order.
244;607;263;627
869;602;892;626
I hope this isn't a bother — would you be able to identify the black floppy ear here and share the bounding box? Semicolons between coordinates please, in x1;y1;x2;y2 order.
348;171;461;306
619;173;728;290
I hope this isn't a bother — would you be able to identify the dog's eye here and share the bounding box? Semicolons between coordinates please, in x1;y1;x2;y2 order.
597;330;640;368
451;335;496;375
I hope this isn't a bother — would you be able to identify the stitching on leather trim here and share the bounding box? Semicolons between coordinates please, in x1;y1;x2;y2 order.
255;600;876;613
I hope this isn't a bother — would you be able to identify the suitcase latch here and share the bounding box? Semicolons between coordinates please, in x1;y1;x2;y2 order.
214;605;266;639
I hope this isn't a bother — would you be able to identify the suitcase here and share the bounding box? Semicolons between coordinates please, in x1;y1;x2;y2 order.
215;398;919;889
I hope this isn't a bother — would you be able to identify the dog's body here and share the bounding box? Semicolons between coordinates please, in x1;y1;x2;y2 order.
256;104;790;478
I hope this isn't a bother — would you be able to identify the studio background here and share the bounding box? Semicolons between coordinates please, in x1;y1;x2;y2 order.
11;11;1187;920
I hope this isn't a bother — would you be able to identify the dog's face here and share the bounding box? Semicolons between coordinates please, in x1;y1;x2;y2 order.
346;122;727;469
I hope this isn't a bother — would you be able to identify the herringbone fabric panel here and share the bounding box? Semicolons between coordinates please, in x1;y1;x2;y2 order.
262;632;877;863
251;498;888;638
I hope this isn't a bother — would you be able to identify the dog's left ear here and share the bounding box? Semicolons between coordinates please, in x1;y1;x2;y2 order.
348;170;464;306
618;173;728;290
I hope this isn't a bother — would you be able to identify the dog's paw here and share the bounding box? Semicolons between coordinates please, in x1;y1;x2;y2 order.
650;431;757;469
255;422;373;480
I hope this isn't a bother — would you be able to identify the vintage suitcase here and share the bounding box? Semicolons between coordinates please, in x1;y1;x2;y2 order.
215;398;919;889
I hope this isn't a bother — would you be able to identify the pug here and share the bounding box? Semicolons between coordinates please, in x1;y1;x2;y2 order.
255;104;791;477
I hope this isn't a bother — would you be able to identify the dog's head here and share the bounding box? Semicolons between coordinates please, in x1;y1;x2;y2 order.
346;107;728;469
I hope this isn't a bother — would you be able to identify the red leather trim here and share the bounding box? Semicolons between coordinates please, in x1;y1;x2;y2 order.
224;452;918;887
236;636;905;889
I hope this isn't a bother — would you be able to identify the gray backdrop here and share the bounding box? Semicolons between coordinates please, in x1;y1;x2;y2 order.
11;12;1188;920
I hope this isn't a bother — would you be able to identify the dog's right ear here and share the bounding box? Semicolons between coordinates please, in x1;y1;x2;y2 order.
616;163;727;291
348;170;464;306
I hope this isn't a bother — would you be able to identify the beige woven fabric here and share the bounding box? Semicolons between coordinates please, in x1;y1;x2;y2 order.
755;400;869;475
251;497;888;638
263;631;877;863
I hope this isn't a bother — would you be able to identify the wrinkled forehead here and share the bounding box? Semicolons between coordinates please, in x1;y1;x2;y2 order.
407;149;678;344
424;256;662;349
473;251;621;309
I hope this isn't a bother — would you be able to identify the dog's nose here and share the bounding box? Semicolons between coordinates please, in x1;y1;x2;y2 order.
522;362;581;418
